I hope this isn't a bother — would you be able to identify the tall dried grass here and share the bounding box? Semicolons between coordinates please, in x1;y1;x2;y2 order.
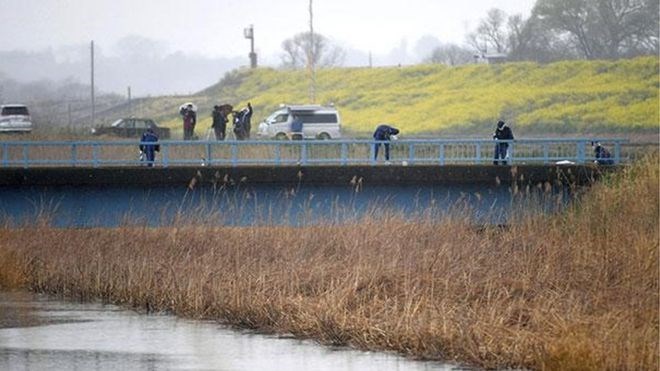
0;155;657;370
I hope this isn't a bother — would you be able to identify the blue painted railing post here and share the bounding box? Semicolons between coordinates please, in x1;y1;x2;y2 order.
301;142;307;165
92;143;99;167
543;143;549;164
3;143;9;167
577;141;586;164
231;142;238;167
23;144;29;168
341;142;347;166
439;143;445;165
162;143;169;167
475;143;481;163
614;141;621;164
370;141;376;165
408;143;414;165
275;142;281;165
71;143;78;166
206;142;212;165
508;141;514;164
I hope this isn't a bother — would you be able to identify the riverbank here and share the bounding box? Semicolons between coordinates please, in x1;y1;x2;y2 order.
0;155;657;370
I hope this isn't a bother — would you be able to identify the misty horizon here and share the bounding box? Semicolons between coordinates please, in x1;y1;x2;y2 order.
0;0;536;96
0;34;468;97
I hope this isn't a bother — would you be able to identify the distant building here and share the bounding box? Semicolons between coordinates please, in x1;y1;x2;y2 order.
473;53;508;64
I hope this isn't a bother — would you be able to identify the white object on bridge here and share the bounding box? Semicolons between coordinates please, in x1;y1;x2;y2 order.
401;160;408;166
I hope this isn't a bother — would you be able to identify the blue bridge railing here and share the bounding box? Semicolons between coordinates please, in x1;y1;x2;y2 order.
0;138;627;168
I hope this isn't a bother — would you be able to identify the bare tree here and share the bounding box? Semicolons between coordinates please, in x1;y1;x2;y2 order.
533;0;659;59
468;8;509;54
507;14;577;62
280;32;345;69
426;44;474;66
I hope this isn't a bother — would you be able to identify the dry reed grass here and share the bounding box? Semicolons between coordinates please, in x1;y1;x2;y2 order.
0;155;657;370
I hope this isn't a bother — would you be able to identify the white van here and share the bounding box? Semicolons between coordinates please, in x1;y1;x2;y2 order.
257;105;341;139
0;104;33;133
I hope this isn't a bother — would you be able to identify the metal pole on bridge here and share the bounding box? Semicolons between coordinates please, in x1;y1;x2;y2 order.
90;40;95;128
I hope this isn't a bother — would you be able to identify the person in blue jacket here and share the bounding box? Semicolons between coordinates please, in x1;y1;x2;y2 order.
373;124;399;161
290;114;304;140
139;127;160;167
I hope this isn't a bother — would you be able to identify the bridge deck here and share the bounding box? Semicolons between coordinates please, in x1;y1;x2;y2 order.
0;164;619;187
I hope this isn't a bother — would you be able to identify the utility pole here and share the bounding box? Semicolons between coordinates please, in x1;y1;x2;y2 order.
308;0;316;103
90;40;95;127
244;25;257;68
127;86;132;117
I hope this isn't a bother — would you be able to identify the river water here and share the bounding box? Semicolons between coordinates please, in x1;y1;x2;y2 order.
0;183;564;227
0;291;460;371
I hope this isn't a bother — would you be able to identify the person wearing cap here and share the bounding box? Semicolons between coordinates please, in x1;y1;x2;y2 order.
493;120;514;165
373;124;400;162
139;127;160;167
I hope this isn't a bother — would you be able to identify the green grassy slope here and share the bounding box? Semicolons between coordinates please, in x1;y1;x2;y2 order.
133;57;658;137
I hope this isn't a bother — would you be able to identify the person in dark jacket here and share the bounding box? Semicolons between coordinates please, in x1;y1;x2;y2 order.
290;114;304;140
181;104;197;140
373;124;399;161
212;104;231;140
233;102;253;140
592;142;614;165
493;120;514;165
139;127;160;167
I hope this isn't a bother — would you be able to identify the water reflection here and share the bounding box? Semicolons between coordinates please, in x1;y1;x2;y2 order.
0;183;526;227
0;292;461;371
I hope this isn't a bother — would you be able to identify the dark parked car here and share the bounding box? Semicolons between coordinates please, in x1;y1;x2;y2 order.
91;118;170;139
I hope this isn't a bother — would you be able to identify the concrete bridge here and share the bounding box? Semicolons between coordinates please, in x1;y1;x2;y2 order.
0;164;615;188
0;139;624;227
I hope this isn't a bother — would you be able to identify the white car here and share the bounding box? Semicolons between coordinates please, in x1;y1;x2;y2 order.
0;104;33;133
257;105;341;140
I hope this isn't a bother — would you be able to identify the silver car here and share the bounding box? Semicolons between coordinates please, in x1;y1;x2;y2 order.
257;105;341;140
0;104;33;133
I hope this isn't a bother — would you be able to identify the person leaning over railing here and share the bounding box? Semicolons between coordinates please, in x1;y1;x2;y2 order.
493;120;514;165
373;124;400;163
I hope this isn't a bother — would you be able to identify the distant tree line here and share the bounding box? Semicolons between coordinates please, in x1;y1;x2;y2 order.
279;0;658;68
431;0;659;65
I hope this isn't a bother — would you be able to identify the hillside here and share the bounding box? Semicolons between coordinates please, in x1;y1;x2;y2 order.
124;57;658;137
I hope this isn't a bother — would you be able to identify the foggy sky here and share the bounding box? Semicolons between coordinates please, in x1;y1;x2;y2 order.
0;0;535;95
1;0;535;57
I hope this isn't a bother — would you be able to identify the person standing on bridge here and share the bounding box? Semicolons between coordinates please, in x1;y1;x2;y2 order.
233;102;253;140
180;103;197;140
493;120;514;165
290;114;304;140
139;127;160;167
373;124;399;163
212;104;231;140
